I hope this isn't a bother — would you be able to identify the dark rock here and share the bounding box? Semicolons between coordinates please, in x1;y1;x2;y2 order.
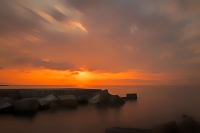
14;98;39;112
37;94;57;109
152;121;178;133
57;95;78;107
83;95;91;101
100;89;111;101
0;97;14;112
0;97;14;105
109;95;125;105
126;93;137;100
179;117;200;133
0;103;13;112
88;93;106;104
105;127;151;133
77;95;91;103
88;89;112;104
77;96;84;103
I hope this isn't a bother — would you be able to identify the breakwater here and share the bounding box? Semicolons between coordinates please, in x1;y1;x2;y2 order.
0;88;102;100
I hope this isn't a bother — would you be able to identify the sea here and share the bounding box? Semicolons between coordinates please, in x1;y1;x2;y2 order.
0;85;200;133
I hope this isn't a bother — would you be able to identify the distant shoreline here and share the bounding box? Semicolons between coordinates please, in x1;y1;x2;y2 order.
0;85;9;86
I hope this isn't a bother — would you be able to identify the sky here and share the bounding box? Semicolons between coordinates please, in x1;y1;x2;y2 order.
0;0;200;86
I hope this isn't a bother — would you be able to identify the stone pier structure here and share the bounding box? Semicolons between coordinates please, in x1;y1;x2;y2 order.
0;88;102;100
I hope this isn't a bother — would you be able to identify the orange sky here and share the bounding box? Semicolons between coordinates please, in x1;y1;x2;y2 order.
0;0;200;86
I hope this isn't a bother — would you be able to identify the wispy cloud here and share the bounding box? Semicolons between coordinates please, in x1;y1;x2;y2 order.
1;0;200;85
10;57;75;71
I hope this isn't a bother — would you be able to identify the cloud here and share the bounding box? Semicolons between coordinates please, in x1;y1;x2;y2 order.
49;9;69;22
0;67;3;70
183;57;200;64
11;57;75;71
0;0;200;85
0;0;44;37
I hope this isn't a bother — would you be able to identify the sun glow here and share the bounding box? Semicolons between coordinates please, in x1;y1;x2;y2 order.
0;68;185;86
75;71;91;81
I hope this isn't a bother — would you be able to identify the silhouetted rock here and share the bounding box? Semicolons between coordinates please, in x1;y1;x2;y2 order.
0;97;14;112
57;95;78;107
152;121;178;133
88;89;112;104
0;103;13;112
0;97;14;105
179;117;200;133
77;95;91;103
126;93;137;100
108;95;125;105
88;93;106;104
14;98;39;112
105;127;151;133
99;89;111;100
37;94;57;109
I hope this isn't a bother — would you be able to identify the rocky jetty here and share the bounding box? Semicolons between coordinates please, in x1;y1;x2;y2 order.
0;89;102;100
0;88;132;114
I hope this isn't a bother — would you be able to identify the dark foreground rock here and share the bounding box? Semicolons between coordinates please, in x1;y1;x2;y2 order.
178;117;200;133
182;114;188;118
152;121;178;133
105;127;151;133
0;97;14;112
14;98;39;112
37;94;57;109
57;95;78;107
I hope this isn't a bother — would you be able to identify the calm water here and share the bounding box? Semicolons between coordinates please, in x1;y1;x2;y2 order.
0;85;200;133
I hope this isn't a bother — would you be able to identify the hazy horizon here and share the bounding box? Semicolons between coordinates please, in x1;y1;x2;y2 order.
1;0;200;86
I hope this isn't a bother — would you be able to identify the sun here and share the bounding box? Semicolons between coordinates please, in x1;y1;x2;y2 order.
75;71;91;81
